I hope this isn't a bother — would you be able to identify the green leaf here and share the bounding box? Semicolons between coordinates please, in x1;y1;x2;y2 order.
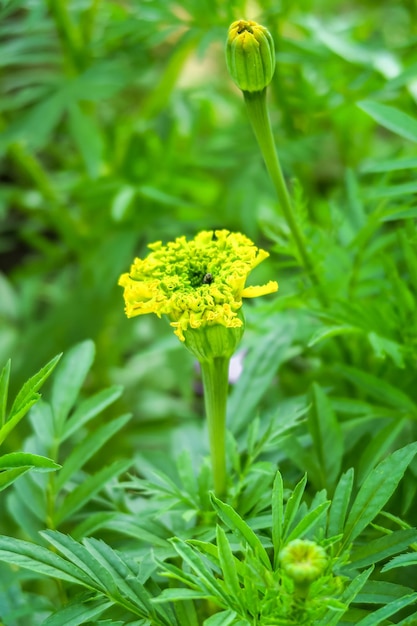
210;494;271;570
203;610;238;626
282;474;307;541
153;588;212;602
357;418;407;485
216;525;242;605
0;535;95;587
56;413;131;490
0;452;60;471
308;384;343;489
348;529;417;569
61;385;124;441
358;100;417;143
228;325;293;434
336;365;416;413
68;103;103;179
355;593;417;625
328;468;354;538
41;596;113;626
0;359;11;426
0;466;29;491
51;340;95;433
0;353;62;446
356;581;415;604
10;353;62;418
286;500;330;543
382;552;417;572
272;470;284;564
343;442;417;547
54;459;131;525
320;568;373;626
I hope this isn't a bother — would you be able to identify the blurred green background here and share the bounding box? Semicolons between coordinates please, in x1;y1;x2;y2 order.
2;0;417;469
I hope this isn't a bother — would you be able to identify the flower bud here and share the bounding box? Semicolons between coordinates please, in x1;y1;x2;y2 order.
279;539;328;584
226;19;275;93
183;311;245;362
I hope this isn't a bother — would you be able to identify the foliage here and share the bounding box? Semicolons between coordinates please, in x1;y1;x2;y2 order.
1;0;417;624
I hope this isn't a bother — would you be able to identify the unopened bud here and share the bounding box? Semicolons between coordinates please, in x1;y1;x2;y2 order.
280;539;328;584
226;19;275;93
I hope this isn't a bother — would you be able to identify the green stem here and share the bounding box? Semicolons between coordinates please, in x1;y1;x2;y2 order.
200;358;230;498
243;89;328;305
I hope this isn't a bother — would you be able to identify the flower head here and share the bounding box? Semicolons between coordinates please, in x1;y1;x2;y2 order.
279;539;328;584
226;19;276;93
119;229;277;346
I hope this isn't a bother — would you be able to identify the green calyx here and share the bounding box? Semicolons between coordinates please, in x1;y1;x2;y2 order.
279;539;328;584
183;311;245;363
226;19;275;93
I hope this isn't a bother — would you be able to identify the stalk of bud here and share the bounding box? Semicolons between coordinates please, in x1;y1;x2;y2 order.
226;19;275;93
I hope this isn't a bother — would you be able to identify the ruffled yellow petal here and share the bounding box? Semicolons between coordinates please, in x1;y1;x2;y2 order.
119;230;277;340
241;280;278;298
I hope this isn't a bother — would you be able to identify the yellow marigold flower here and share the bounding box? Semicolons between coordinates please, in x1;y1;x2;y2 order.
118;229;278;343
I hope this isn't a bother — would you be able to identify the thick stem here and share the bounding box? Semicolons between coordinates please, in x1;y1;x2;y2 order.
243;89;328;305
200;358;230;498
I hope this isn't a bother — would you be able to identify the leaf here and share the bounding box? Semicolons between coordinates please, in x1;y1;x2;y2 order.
0;353;62;446
320;567;373;626
356;581;415;604
343;442;417;547
0;535;95;587
336;365;416;413
41;596;113;626
308;384;343;489
0;452;60;471
216;525;242;604
153;588;212;602
227;325;293;434
286;501;330;543
357;418;407;485
328;468;354;538
0;466;29;491
210;494;271;570
272;470;284;564
68;103;104;179
51;340;95;433
358;100;417;143
348;529;417;569
355;593;417;625
56;414;131;490
382;552;417;572
62;385;124;441
0;359;11;426
54;459;131;525
203;610;238;626
282;474;307;541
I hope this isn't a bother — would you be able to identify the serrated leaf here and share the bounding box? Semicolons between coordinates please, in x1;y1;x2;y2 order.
153;588;212;602
357;418;407;485
210;494;271;570
382;552;417;572
0;452;60;471
56;414;131;490
320;567;373;626
10;353;62;418
355;593;417;625
348;529;417;569
356;581;415;605
54;459;131;525
51;340;95;433
343;442;417;547
358;100;417;143
203;610;238;626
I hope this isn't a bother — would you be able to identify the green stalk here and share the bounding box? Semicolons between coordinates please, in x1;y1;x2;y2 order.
199;358;230;498
243;89;328;305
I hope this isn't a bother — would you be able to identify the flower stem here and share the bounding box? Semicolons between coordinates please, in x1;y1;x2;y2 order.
200;358;230;498
243;89;328;305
